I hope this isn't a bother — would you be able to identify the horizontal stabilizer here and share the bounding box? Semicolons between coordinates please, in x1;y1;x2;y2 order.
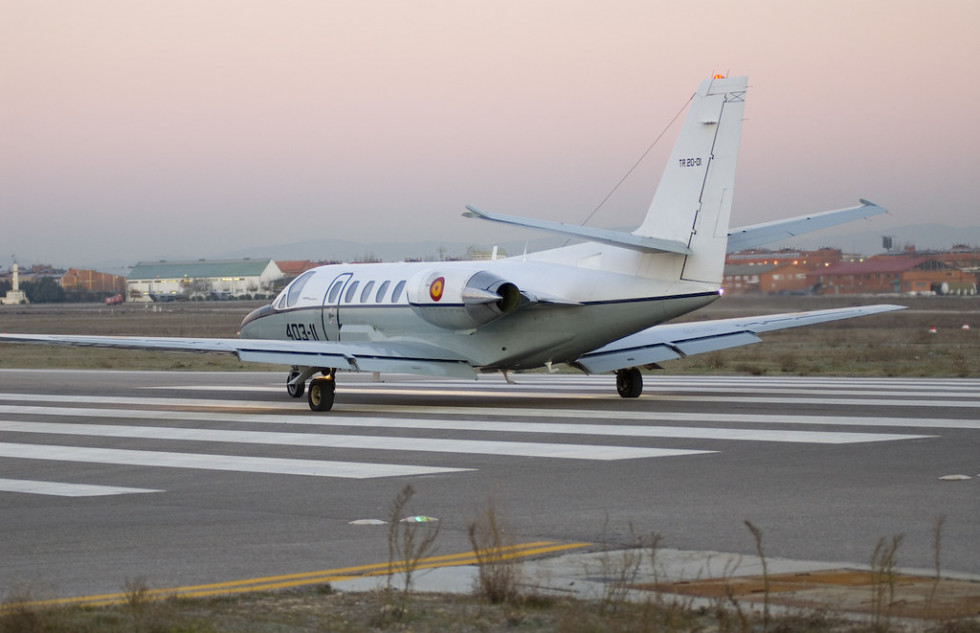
463;206;692;255
727;200;888;253
574;303;905;374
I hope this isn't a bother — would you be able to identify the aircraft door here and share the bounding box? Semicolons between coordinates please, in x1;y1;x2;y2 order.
321;272;352;341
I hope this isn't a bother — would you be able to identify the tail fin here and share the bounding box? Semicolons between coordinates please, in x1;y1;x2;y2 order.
633;75;747;284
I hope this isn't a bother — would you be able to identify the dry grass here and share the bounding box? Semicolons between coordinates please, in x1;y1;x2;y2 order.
2;295;978;376
666;295;980;377
0;301;278;371
6;583;978;633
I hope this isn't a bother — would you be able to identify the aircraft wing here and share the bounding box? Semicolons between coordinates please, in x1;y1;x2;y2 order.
726;200;888;253
572;304;905;374
0;333;477;378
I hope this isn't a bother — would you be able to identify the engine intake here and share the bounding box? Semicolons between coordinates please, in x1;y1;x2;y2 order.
409;269;522;330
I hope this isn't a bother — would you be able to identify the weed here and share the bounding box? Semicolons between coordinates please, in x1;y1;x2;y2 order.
385;484;440;597
467;500;523;605
927;514;946;619
869;533;904;632
123;576;151;631
745;520;770;631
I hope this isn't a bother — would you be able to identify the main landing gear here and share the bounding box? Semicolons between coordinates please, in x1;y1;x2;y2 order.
286;366;336;411
307;375;336;412
615;367;643;398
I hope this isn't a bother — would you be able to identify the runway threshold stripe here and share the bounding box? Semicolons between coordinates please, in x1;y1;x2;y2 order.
10;541;591;608
0;412;930;445
0;421;711;460
0;477;160;497
3;390;980;409
157;378;980;395
0;443;470;479
0;404;956;434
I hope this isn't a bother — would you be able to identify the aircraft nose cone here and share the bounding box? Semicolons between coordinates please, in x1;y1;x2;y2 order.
240;304;275;337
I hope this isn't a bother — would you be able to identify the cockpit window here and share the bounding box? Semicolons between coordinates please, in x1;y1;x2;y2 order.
375;280;390;303
284;270;316;308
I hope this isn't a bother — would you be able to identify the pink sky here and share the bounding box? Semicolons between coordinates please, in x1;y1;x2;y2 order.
2;0;979;267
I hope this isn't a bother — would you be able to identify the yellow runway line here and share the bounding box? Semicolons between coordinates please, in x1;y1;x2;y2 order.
8;541;590;610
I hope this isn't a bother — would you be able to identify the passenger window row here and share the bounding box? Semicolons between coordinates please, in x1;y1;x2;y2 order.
278;272;410;310
330;278;406;305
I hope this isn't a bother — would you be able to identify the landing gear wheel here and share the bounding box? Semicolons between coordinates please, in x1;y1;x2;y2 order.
307;377;336;412
286;368;305;398
616;367;643;398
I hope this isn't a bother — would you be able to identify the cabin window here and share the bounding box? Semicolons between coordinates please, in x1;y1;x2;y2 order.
327;278;345;303
344;280;360;303
391;280;406;303
285;270;316;308
360;281;375;303
375;280;390;303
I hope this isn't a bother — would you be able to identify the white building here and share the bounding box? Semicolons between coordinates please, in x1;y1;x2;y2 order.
127;259;283;301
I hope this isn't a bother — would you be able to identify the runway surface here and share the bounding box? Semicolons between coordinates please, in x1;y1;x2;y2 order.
0;369;978;599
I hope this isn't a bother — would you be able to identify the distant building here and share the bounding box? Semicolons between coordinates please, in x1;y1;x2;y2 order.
60;268;127;294
723;263;812;295
127;259;283;301
810;256;977;295
725;247;843;269
275;260;317;280
723;247;841;294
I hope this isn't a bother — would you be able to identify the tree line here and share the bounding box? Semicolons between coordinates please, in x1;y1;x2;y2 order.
1;278;72;303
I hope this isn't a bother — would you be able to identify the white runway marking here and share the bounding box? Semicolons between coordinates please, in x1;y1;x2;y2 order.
0;443;470;479
150;375;980;396
131;386;980;408
0;478;161;497
0;420;709;460
4;387;980;410
0;397;975;431
0;375;969;495
0;409;933;444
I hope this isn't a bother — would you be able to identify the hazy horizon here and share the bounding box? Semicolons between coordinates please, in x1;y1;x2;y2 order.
4;1;979;269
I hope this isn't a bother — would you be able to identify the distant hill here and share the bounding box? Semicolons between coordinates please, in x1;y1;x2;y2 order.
82;223;980;275
768;223;980;255
213;236;571;264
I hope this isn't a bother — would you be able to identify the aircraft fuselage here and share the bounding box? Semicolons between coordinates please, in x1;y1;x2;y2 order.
240;258;720;373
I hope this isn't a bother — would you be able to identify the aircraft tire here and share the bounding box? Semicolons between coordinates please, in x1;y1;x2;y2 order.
286;369;305;398
616;368;643;398
308;377;336;412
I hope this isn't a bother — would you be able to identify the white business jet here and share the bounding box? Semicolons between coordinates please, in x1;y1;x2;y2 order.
1;76;902;411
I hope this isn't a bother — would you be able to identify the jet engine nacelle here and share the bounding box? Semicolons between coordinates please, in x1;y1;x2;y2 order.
407;268;522;331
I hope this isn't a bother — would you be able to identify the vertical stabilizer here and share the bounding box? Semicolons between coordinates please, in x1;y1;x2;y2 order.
633;76;747;283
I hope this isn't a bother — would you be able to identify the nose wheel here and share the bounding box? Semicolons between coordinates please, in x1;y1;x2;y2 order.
286;369;305;398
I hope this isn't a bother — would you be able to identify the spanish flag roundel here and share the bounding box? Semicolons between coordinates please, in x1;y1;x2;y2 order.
429;276;445;301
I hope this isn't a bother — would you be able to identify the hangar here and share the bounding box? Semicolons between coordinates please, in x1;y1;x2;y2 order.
127;259;283;301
